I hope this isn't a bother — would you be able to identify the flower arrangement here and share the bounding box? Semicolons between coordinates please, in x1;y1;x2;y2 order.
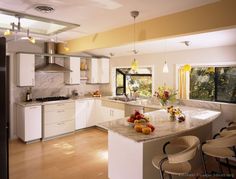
154;86;177;106
167;106;185;122
167;106;182;116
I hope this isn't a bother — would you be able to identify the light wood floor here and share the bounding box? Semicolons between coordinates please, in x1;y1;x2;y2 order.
9;128;108;179
10;128;236;179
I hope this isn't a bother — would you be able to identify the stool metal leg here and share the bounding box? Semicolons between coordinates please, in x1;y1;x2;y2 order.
216;158;223;173
226;158;232;175
201;151;207;175
160;169;165;179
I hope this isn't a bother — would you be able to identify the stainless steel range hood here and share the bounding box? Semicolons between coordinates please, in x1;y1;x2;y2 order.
35;42;72;73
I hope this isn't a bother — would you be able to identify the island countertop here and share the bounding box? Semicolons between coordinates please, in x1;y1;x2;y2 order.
98;106;221;143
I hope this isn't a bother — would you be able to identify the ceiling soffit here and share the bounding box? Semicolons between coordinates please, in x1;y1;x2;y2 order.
58;0;236;54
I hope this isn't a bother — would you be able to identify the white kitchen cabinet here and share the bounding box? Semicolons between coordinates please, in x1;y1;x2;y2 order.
100;100;125;122
43;102;75;139
16;105;42;142
75;100;89;130
99;58;110;83
87;57;109;84
103;107;124;122
75;99;103;129
16;53;35;86
64;57;80;85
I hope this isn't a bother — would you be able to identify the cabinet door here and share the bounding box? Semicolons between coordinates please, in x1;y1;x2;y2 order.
75;100;88;130
16;53;35;86
99;58;110;83
112;108;125;120
24;106;42;141
64;57;80;84
87;58;98;83
86;99;96;127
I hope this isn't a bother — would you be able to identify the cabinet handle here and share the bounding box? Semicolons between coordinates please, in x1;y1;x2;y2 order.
29;106;38;109
57;122;64;125
71;78;72;83
32;78;34;84
57;110;65;113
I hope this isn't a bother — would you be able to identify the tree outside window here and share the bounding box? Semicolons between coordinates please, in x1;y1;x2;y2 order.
190;66;236;103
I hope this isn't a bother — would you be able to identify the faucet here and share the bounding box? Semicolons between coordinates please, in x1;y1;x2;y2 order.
123;93;129;101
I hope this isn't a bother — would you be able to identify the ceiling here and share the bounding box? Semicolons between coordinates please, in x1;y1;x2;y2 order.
87;28;236;57
0;0;219;40
1;0;235;57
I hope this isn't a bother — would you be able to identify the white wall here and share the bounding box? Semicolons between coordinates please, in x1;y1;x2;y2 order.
101;45;236;95
100;45;236;134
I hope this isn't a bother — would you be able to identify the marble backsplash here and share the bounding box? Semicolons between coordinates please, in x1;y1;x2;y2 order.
13;57;100;102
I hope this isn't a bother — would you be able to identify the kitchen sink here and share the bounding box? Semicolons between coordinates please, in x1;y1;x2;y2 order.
109;96;136;102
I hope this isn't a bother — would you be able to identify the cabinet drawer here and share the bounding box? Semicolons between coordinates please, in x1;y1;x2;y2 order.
44;120;75;138
44;108;75;124
44;102;75;112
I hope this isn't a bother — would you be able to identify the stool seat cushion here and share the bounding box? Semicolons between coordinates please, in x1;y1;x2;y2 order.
202;144;234;158
152;155;191;175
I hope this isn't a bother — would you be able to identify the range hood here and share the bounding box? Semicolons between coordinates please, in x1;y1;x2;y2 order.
35;42;72;73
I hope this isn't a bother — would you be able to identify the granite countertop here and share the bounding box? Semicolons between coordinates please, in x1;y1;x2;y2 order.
17;96;162;108
98;106;221;143
101;96;162;109
16;96;100;107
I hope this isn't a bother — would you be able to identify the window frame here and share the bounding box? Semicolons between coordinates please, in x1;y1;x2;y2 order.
176;62;236;104
113;66;154;97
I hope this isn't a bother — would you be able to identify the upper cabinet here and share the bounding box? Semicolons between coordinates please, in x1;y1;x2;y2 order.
87;57;110;84
64;57;80;85
16;53;35;87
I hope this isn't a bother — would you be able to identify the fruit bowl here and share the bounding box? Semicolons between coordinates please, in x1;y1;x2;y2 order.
127;110;155;135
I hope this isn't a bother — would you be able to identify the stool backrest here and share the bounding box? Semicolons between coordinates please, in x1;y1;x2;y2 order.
207;134;236;147
168;136;200;164
220;129;236;137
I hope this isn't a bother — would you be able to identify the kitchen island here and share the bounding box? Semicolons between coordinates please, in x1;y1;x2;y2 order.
99;106;221;179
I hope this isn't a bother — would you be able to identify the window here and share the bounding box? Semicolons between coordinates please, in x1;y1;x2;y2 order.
116;68;152;97
190;66;236;103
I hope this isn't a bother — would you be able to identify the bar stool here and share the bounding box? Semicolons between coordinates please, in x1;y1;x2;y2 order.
152;136;200;179
201;131;236;176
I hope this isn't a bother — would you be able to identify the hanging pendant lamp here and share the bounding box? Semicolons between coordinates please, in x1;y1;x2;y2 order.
163;61;169;73
130;10;139;73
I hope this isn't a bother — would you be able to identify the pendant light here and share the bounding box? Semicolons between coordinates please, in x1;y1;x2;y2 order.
162;40;169;73
163;61;169;73
4;16;36;44
21;29;36;44
130;10;139;73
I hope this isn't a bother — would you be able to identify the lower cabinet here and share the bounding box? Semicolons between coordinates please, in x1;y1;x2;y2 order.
75;99;95;129
43;101;75;139
75;99;125;130
16;105;42;142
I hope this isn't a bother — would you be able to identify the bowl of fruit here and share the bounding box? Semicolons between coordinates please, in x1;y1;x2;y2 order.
127;110;155;135
127;110;149;126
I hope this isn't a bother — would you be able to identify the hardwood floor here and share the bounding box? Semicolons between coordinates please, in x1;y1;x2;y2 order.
10;128;235;179
9;128;108;179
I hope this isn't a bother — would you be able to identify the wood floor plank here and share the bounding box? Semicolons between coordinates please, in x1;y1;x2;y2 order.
9;128;108;179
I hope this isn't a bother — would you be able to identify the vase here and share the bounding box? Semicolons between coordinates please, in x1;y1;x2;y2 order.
169;115;176;121
159;100;168;108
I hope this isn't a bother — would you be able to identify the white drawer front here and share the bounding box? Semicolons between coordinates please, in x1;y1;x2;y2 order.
44;108;75;124
44;120;75;138
44;102;75;112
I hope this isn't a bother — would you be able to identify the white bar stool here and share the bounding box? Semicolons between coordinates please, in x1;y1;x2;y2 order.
152;136;200;179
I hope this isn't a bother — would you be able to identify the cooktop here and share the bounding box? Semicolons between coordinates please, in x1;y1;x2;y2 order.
36;96;70;102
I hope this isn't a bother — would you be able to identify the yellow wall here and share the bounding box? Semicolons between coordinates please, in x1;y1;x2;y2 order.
58;0;236;54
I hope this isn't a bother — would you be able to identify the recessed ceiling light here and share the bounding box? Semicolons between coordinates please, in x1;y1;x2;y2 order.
34;5;55;13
